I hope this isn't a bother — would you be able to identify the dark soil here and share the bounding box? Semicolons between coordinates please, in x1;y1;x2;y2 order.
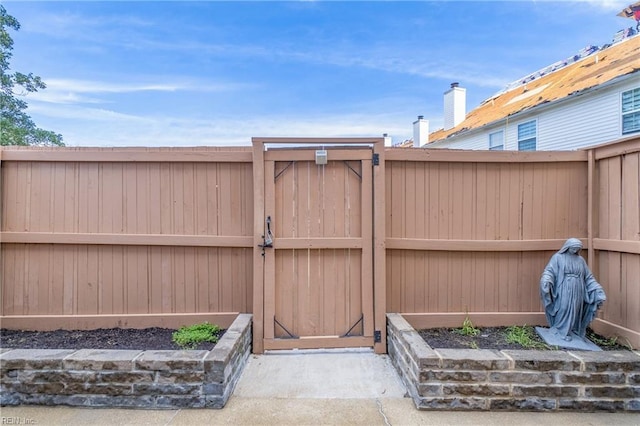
0;327;224;351
419;326;630;351
1;326;628;352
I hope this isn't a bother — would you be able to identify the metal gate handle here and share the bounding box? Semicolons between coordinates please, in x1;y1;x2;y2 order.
259;216;273;255
264;216;273;247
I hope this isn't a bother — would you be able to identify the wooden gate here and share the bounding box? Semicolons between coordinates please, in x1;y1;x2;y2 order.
252;138;386;353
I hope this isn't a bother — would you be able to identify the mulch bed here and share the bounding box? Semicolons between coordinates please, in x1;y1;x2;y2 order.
0;327;224;351
420;327;533;350
419;326;630;351
0;326;628;352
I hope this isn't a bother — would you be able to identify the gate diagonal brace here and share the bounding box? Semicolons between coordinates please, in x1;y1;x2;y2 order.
343;161;362;180
341;313;364;337
274;317;298;339
275;161;294;182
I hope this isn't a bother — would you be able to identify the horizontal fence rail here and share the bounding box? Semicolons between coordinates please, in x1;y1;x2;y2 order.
1;232;253;247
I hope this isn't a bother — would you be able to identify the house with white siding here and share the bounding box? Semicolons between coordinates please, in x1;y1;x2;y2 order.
419;31;640;151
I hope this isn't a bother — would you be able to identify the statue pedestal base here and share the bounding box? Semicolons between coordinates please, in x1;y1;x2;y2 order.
535;327;602;351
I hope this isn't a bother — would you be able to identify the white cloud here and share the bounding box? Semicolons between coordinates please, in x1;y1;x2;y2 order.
26;91;104;105
44;79;186;94
26;78;256;105
28;100;409;147
28;102;152;123
576;0;630;12
306;51;512;89
21;10;154;42
48;78;252;94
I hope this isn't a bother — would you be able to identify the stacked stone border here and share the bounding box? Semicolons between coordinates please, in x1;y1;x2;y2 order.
0;314;252;409
387;313;639;412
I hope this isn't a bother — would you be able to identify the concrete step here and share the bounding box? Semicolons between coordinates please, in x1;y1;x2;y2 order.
233;349;407;399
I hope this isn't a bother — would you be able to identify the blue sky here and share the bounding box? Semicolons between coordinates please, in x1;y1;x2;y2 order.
4;1;636;147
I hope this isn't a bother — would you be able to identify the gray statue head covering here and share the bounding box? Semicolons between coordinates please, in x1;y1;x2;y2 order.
559;238;582;254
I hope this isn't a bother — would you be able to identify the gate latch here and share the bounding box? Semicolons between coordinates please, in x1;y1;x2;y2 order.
374;330;381;343
258;216;274;256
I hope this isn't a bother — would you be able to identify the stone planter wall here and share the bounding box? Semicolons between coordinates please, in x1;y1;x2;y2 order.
387;313;640;412
0;314;252;409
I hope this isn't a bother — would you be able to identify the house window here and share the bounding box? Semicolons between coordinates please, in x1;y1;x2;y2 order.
518;120;536;151
489;130;504;150
622;87;640;135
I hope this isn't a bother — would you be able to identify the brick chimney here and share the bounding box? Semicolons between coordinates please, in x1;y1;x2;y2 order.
413;116;429;147
443;82;466;130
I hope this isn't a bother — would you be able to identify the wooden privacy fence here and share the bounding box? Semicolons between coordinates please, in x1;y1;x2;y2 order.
0;148;254;330
385;137;640;349
1;136;638;349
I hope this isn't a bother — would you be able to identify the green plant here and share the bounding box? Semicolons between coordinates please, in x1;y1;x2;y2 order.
456;316;480;337
586;329;622;349
504;325;549;349
468;340;479;349
172;322;221;350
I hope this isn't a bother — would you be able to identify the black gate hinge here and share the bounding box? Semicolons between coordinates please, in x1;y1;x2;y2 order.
372;153;380;166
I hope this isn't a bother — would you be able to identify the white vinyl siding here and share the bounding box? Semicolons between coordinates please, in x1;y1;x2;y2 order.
536;89;620;150
427;133;486;149
489;130;504;150
517;120;537;151
622;87;640;135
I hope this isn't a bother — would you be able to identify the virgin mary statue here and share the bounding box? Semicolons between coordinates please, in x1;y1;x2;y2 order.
540;238;606;341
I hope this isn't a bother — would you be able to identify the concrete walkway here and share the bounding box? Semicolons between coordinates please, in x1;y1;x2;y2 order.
234;348;406;399
2;349;639;425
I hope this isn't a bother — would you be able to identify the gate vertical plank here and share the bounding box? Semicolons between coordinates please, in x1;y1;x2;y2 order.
322;163;333;334
332;163;347;334
252;139;265;353
346;162;357;333
350;249;363;334
361;159;374;337
264;161;276;340
308;162;321;336
296;162;309;336
277;161;295;337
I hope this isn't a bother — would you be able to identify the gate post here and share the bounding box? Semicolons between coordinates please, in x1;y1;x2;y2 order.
372;139;387;354
251;138;266;354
